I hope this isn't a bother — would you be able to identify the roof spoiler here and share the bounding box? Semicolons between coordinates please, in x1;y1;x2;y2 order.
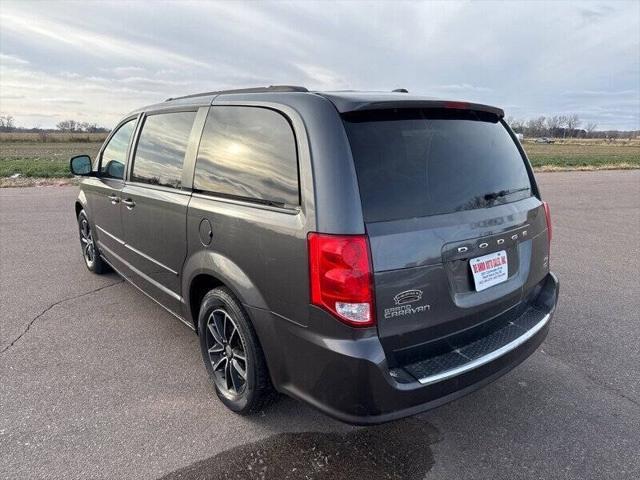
343;100;504;118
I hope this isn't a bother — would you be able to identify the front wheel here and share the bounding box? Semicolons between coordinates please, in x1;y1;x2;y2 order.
198;287;272;414
77;209;108;274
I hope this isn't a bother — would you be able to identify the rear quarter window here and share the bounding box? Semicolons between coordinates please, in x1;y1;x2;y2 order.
343;109;533;222
131;111;196;189
193;106;299;207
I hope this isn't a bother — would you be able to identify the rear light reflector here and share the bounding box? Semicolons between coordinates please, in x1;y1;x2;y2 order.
543;201;552;265
308;233;375;327
542;201;552;245
443;101;470;110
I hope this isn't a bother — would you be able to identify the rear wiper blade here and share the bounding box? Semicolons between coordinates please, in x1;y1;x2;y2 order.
483;187;529;201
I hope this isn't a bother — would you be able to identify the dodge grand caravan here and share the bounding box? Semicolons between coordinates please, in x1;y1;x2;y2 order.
70;86;559;424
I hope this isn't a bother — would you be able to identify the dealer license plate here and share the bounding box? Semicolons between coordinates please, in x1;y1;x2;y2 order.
469;250;509;292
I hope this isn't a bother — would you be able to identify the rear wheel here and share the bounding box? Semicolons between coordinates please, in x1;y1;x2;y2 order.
198;287;271;414
77;210;108;274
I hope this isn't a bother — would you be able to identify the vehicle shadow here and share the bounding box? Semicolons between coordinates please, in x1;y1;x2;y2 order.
158;414;440;480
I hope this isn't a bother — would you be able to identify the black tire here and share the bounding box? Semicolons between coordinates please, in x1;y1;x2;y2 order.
77;209;109;274
198;287;272;414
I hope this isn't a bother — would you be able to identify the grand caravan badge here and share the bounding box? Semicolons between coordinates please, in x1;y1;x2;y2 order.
385;289;431;319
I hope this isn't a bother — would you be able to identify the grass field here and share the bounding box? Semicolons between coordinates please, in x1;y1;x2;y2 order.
0;133;638;181
0;141;104;177
524;141;640;170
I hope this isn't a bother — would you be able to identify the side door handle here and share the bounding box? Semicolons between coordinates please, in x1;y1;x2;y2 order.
122;198;136;210
108;194;120;205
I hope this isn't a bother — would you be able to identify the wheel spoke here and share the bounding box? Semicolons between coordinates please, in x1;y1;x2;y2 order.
213;311;226;343
225;360;233;391
208;344;224;354
212;356;227;372
222;312;229;340
81;220;90;238
232;350;246;362
228;325;238;344
231;358;246;380
229;362;239;392
207;318;224;346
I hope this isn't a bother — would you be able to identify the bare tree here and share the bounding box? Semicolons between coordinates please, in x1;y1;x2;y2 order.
546;116;561;137
81;122;100;133
56;119;79;132
525;116;547;137
585;121;597;137
506;116;524;133
565;114;581;137
0;114;16;132
556;115;568;138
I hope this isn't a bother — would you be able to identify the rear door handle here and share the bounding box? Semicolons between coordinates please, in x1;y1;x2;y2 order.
122;198;136;209
108;194;120;205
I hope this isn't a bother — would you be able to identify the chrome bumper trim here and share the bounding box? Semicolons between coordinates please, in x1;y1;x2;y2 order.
417;313;551;385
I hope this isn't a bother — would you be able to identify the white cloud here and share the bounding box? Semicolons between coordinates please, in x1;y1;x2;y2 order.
107;66;148;77
0;53;29;65
0;11;211;69
41;98;84;104
293;64;349;90
0;0;637;129
428;84;494;94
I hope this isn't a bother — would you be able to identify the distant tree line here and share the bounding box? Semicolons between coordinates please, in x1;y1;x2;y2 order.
506;114;638;139
2;112;637;139
55;119;109;133
0;114;109;133
0;115;16;132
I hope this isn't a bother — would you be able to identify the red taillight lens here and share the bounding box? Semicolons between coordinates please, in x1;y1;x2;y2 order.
542;201;552;246
443;101;470;110
308;233;375;327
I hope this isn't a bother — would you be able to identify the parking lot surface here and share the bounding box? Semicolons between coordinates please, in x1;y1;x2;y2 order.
1;170;639;479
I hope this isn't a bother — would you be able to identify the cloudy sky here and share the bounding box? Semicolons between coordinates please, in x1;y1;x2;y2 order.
1;0;638;130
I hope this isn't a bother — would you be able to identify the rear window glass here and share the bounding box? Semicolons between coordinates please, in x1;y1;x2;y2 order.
194;106;299;207
343;109;532;222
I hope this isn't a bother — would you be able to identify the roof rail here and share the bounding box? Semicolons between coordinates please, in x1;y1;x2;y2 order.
392;88;409;93
165;85;308;102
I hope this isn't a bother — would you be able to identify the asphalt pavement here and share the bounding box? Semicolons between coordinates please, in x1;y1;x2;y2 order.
1;170;639;480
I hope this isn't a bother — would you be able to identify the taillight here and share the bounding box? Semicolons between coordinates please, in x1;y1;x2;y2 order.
308;233;375;327
543;201;552;246
443;101;470;110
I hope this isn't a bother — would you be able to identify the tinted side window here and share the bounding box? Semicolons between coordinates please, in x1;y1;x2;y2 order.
194;106;299;206
100;119;136;180
131;111;196;189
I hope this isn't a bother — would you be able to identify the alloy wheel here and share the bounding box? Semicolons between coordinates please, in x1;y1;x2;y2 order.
79;217;96;267
206;308;248;396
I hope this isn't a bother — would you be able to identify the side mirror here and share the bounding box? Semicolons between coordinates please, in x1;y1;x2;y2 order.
69;155;92;176
104;160;124;179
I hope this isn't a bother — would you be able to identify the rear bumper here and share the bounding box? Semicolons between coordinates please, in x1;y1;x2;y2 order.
251;272;559;425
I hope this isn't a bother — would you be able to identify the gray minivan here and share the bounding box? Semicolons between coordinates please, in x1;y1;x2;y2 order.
70;86;558;424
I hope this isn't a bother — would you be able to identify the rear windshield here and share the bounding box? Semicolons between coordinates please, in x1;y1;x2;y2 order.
343;109;533;223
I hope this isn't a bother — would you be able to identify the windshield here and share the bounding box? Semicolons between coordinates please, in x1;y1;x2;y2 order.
343;109;533;223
